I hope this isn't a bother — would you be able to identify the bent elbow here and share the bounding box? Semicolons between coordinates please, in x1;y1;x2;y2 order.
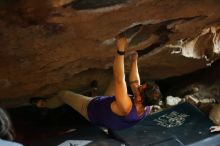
124;109;131;115
122;106;132;115
118;103;132;116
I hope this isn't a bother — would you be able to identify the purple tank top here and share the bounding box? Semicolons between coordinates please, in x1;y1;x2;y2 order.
87;96;150;130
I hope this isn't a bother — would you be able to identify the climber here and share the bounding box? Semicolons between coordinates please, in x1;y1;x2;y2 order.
30;37;162;131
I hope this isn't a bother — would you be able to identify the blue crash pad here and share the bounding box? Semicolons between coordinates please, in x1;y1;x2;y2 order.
111;103;220;146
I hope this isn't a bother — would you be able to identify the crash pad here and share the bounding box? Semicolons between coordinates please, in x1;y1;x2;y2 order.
110;103;220;146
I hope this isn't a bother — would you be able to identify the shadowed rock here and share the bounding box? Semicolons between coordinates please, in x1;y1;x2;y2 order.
70;0;128;10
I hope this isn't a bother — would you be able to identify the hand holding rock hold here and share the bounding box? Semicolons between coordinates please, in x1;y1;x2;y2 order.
130;52;138;62
116;37;128;52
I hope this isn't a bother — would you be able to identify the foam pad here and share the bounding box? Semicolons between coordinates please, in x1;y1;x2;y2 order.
0;139;23;146
111;103;220;146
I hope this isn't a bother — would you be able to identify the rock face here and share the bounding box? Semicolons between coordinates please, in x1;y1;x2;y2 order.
0;0;220;106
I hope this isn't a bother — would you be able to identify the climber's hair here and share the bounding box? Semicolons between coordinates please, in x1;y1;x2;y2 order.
140;81;162;106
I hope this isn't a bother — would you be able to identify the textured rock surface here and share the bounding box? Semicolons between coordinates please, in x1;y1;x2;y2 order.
0;0;220;106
